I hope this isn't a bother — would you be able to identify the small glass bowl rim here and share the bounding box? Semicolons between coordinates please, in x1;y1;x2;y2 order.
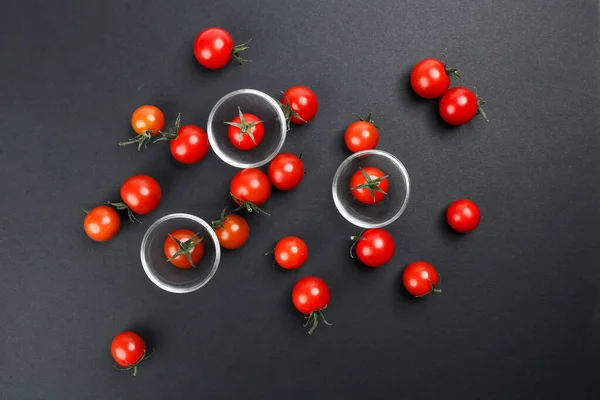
206;88;287;169
140;212;221;294
331;149;411;229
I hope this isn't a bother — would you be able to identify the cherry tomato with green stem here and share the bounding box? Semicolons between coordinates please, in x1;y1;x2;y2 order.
344;113;380;153
439;87;488;125
403;261;441;297
230;168;271;214
212;209;249;250
267;153;304;190
292;276;332;335
108;175;162;222
224;107;264;150
111;331;152;377
279;86;318;128
83;205;121;242
447;199;481;233
154;114;209;164
350;166;389;204
271;236;308;269
193;28;251;70
410;58;459;99
119;105;165;150
163;229;204;268
350;228;394;267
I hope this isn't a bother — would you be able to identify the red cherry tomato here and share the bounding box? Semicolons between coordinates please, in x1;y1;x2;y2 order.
267;153;305;190
274;236;308;269
344;113;379;153
402;261;441;297
351;228;395;267
83;205;121;242
111;331;148;376
446;199;481;233
230;168;271;208
410;58;458;99
212;212;249;250
350;166;389;204
120;175;161;215
226;110;264;150
292;276;332;335
169;125;209;164
163;229;204;268
280;86;318;125
439;87;488;125
193;28;249;69
131;105;165;135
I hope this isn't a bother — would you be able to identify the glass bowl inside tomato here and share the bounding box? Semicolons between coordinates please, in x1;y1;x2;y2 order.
332;150;410;228
140;213;221;293
207;89;287;168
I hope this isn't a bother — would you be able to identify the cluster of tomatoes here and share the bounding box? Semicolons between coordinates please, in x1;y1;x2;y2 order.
410;57;488;125
93;28;488;376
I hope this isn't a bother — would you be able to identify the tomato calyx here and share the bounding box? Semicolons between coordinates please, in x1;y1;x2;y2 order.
106;201;140;223
349;231;366;258
415;279;443;298
351;167;389;202
230;193;270;215
441;54;460;79
119;130;156;151
304;306;332;335
224;107;263;145
230;39;252;64
277;92;306;130
154;113;182;142
113;349;154;377
353;112;380;129
475;88;489;122
166;232;203;268
210;208;230;229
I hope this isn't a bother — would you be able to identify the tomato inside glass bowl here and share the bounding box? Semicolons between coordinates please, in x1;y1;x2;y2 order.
140;213;220;293
207;89;286;168
332;150;410;228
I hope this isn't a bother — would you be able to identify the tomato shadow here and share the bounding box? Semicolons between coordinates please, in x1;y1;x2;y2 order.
126;322;161;351
437;207;464;241
393;269;422;303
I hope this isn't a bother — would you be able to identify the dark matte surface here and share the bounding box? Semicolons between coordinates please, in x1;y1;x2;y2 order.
1;1;599;399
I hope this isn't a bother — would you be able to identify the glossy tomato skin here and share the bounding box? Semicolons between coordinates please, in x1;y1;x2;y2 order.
111;331;146;368
410;58;451;99
227;113;264;150
281;86;319;124
170;125;209;164
354;228;395;267
274;236;308;270
131;105;165;136
83;205;121;242
345;121;379;153
230;168;271;206
267;153;305;190
447;199;481;233
350;166;389;204
439;87;478;125
214;214;249;250
403;261;440;297
120;175;162;215
163;229;204;268
193;28;234;69
292;276;330;314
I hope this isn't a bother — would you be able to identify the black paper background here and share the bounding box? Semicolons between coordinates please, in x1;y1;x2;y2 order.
1;1;599;399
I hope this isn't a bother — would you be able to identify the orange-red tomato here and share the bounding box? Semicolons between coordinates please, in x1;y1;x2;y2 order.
83;205;121;242
213;214;249;250
163;229;204;269
131;105;165;136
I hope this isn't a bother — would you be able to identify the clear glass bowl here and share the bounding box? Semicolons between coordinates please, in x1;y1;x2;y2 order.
207;89;287;168
140;213;221;294
332;150;411;228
